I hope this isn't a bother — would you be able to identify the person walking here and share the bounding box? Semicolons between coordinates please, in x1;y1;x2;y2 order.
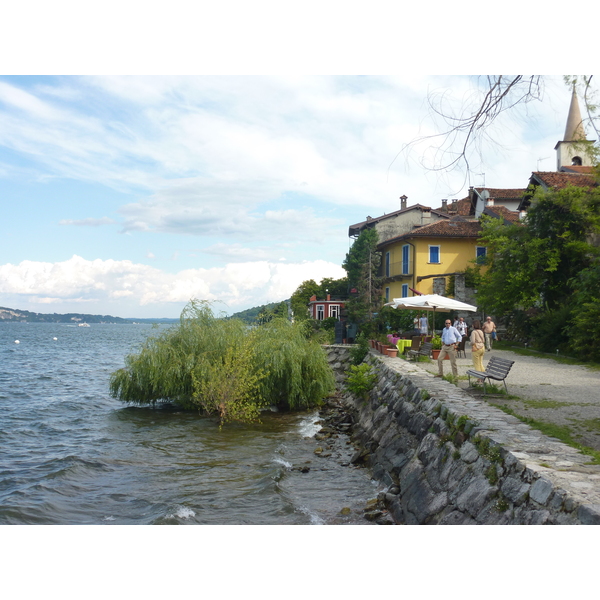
482;316;496;351
419;313;428;336
436;319;462;378
470;319;485;381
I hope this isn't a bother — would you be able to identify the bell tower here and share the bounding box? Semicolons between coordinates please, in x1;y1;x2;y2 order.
555;86;595;170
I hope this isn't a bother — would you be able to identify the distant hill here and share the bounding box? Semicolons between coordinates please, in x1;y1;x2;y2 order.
0;306;133;324
228;301;288;324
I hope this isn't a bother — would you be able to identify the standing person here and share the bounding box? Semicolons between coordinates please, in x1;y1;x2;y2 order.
482;316;496;351
454;317;468;337
470;319;485;380
436;319;462;378
419;313;428;336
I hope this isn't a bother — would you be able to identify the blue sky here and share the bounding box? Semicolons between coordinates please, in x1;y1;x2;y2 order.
0;73;580;318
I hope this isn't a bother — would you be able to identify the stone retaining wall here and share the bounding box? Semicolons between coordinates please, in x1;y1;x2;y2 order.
323;344;354;389
325;347;600;525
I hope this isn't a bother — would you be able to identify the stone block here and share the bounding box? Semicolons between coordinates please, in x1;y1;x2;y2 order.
529;477;553;506
408;412;434;437
459;441;479;464
500;476;530;505
438;510;477;525
416;432;440;465
577;504;600;525
455;475;496;517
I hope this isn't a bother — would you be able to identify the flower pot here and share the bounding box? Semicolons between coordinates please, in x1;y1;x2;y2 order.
432;349;448;359
387;348;398;358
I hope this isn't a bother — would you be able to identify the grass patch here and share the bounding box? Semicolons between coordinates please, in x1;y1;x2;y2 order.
578;418;600;433
519;398;578;409
493;341;600;371
469;381;519;399
491;403;600;465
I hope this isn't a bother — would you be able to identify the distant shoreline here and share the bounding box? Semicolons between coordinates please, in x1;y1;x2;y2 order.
0;306;179;324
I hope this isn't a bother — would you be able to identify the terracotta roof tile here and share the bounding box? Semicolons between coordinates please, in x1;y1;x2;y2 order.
560;166;596;174
531;171;598;190
474;187;527;200
484;205;521;223
378;219;481;248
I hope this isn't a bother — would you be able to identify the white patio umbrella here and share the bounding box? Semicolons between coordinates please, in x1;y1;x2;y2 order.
383;294;477;336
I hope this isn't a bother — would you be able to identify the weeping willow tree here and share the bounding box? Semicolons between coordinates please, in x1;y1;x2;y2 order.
109;300;335;424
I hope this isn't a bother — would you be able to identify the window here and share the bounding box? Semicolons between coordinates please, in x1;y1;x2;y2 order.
402;244;410;274
385;287;390;302
401;284;408;298
429;245;440;263
329;305;340;319
385;252;390;277
316;305;324;320
476;246;487;264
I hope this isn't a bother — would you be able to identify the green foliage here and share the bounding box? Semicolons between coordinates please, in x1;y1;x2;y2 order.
570;299;600;362
375;305;419;334
345;363;378;400
431;335;442;349
289;277;348;323
109;300;335;423
192;338;269;425
349;333;370;365
248;317;336;411
478;186;600;314
343;229;383;326
476;185;600;360
256;301;289;325
289;279;321;322
228;302;283;324
527;304;573;354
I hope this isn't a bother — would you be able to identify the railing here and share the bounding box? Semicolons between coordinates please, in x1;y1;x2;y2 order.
381;260;412;279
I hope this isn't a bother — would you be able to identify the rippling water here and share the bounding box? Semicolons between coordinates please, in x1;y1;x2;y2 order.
0;323;378;525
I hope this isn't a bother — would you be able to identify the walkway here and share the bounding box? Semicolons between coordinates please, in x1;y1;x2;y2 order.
414;347;600;451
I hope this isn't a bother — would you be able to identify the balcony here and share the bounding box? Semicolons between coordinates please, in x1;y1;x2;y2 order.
381;260;413;282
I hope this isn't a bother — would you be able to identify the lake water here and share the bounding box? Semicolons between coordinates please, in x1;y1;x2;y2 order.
0;322;379;525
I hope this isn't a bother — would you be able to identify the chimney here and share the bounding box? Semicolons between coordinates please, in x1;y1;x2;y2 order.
441;199;448;211
421;208;431;225
487;198;494;206
449;199;458;214
400;195;408;210
326;294;331;301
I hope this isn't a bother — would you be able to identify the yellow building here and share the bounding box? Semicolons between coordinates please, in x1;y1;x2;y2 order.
378;219;486;302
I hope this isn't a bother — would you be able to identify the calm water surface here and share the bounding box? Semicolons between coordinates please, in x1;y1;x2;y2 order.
0;323;378;524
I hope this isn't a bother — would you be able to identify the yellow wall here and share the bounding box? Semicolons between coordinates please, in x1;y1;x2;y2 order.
382;237;484;300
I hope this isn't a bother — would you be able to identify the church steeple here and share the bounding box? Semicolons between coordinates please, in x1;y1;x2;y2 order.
564;86;586;141
555;86;594;170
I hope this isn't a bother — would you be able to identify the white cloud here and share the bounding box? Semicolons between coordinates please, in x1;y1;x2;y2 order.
0;255;346;316
59;217;116;227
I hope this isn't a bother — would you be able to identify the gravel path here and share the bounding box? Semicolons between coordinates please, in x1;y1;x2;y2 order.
414;347;600;451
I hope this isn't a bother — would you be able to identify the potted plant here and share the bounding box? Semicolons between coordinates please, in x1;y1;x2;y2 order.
431;334;443;359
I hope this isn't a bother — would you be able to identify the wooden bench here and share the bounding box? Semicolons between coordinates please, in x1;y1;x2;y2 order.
466;356;515;394
407;342;432;361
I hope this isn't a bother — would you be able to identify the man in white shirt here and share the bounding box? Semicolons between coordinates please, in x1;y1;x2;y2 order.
453;317;467;337
436;319;463;378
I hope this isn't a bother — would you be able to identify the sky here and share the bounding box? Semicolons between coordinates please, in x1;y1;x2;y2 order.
0;6;592;319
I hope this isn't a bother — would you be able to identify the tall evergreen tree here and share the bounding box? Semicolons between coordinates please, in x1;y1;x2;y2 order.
342;228;383;327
